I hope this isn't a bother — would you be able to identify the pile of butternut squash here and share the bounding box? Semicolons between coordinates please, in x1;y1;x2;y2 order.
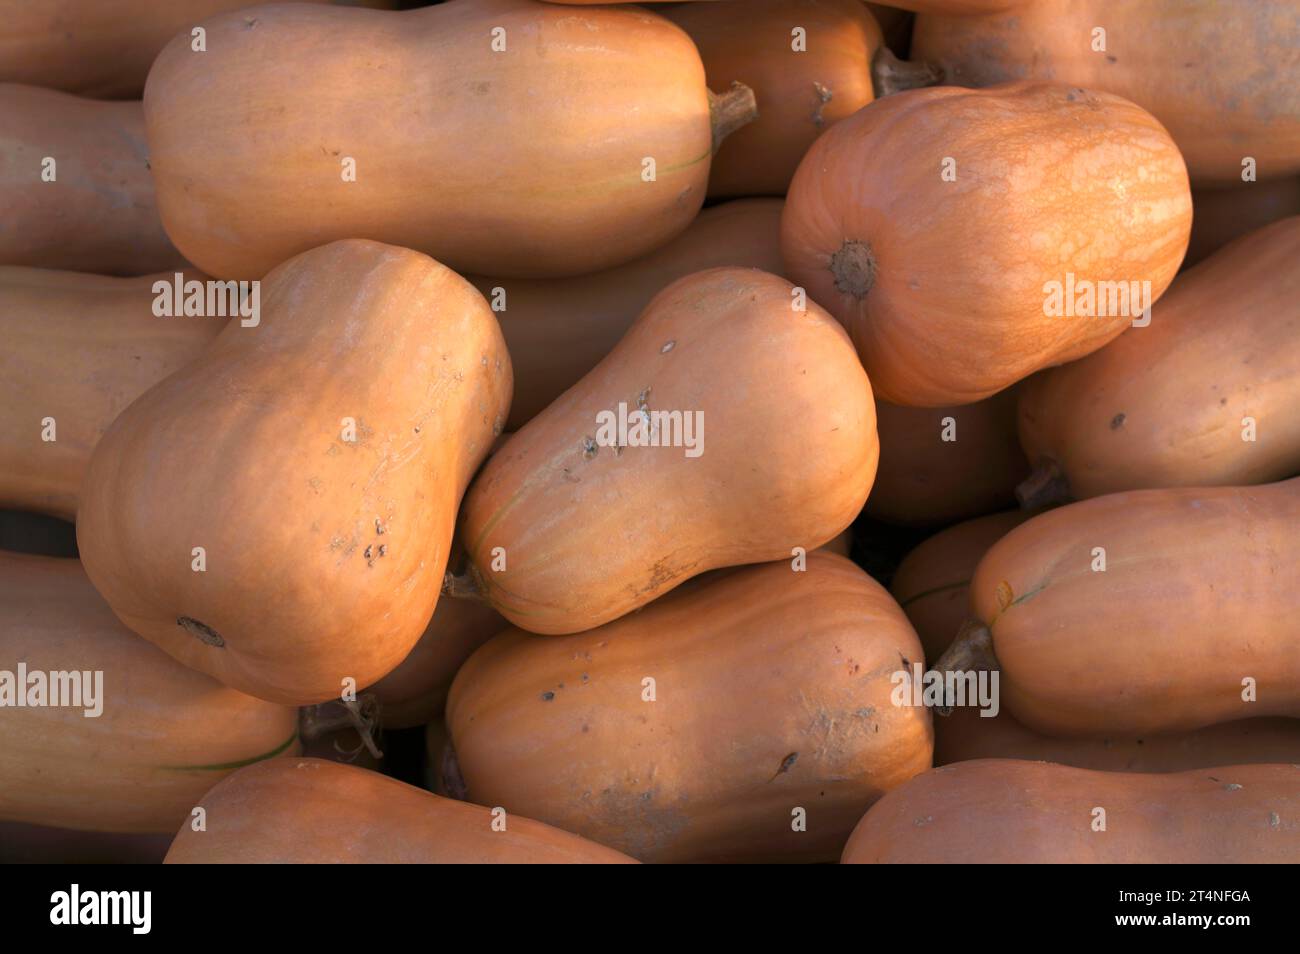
1;0;1296;867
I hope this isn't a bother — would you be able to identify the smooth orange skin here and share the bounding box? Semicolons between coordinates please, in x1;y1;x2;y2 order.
77;240;512;705
1018;217;1300;500
0;85;184;275
665;0;881;198
459;266;877;635
448;553;933;863
843;760;1300;863
163;758;636;864
935;708;1300;774
0;267;221;520
0;1;388;99
366;596;505;730
477;199;785;430
0;553;299;834
913;1;1300;185
890;510;1029;664
971;480;1300;737
1185;178;1300;267
867;389;1027;526
144;0;715;280
782;82;1191;406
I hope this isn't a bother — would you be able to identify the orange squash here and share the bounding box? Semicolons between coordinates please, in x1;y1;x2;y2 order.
456;267;876;635
867;390;1027;526
367;596;504;730
0;267;221;520
164;758;636;863
842;760;1300;863
447;553;933;863
943;480;1300;737
1186;178;1300;267
479;199;785;430
889;510;1029;663
912;1;1300;185
0;1;389;99
935;707;1300;774
0;553;299;834
144;0;756;280
1017;217;1300;505
664;0;883;198
77;240;512;705
0;85;184;275
782;82;1191;406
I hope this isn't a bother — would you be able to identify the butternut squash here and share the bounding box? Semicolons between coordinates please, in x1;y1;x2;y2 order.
664;0;883;198
0;553;299;834
1017;217;1300;506
912;1;1300;185
479;199;785;430
143;0;756;280
367;596;504;730
456;267;877;635
943;479;1300;736
781;82;1191;406
0;85;184;275
936;707;1300;774
0;1;388;99
447;553;933;863
890;510;1029;663
1186;178;1300;267
164;758;637;863
77;240;512;705
843;759;1300;863
0;267;221;521
868;390;1026;526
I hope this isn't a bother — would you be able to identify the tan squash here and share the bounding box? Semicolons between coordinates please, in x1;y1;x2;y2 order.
941;479;1300;736
447;553;933;863
0;85;184;275
456;267;877;635
0;552;299;834
0;267;221;520
912;1;1300;185
842;760;1300;863
77;240;511;705
867;390;1026;526
144;0;756;280
164;758;637;863
935;707;1300;774
1017;217;1300;506
478;199;785;430
1187;178;1300;267
367;596;505;730
890;510;1029;663
664;0;883;197
781;82;1191;406
0;1;390;99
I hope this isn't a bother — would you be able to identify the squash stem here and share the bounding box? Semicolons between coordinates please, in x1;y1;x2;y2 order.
442;565;489;604
299;692;383;760
1016;459;1071;510
930;618;999;716
708;82;759;154
871;47;943;98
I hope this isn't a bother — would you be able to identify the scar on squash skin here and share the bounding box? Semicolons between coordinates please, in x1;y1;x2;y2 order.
812;82;833;127
1110;412;1127;429
582;436;598;460
830;241;876;299
770;752;799;781
178;617;225;648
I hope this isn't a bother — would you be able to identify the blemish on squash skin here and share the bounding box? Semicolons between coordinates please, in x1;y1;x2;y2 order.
178;617;225;648
811;82;833;127
769;752;799;781
582;436;598;460
1110;412;1126;430
540;691;555;702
